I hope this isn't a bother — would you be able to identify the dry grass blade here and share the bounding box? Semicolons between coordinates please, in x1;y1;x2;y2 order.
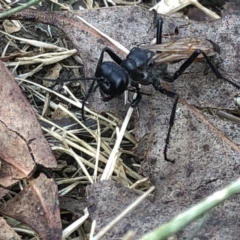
0;30;67;50
6;49;77;67
112;0;142;5
101;100;136;180
151;0;220;19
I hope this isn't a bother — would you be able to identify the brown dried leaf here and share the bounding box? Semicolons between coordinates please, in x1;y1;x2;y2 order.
0;217;21;240
0;174;61;240
51;103;70;120
0;61;57;187
0;120;35;187
3;19;21;33
42;62;62;87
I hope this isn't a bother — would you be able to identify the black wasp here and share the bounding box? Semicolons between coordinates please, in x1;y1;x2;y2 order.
38;17;240;163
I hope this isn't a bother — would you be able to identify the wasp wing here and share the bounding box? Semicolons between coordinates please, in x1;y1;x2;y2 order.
141;37;219;64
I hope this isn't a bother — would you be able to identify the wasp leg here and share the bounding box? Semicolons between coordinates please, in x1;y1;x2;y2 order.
172;49;220;80
153;85;179;163
127;88;152;97
168;49;240;88
164;93;179;164
130;86;142;107
200;51;240;88
95;47;122;77
156;17;163;45
152;10;163;45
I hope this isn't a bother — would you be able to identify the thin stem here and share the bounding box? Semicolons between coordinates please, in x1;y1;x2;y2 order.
0;0;42;19
139;177;240;240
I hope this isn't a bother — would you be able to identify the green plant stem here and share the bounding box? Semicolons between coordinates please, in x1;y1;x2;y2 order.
139;177;240;240
0;0;42;19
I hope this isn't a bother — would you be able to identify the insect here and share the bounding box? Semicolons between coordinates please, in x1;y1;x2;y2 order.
38;17;240;163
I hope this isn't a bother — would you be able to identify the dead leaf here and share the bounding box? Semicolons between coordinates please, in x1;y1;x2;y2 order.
0;174;61;240
51;103;69;120
0;217;21;240
3;19;21;33
0;60;57;187
0;120;35;187
42;62;62;87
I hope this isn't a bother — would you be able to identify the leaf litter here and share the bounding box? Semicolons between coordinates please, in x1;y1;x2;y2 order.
1;6;150;238
0;1;240;239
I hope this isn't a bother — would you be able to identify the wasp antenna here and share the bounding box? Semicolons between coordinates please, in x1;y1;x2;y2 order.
81;79;97;121
222;77;240;89
34;75;100;82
